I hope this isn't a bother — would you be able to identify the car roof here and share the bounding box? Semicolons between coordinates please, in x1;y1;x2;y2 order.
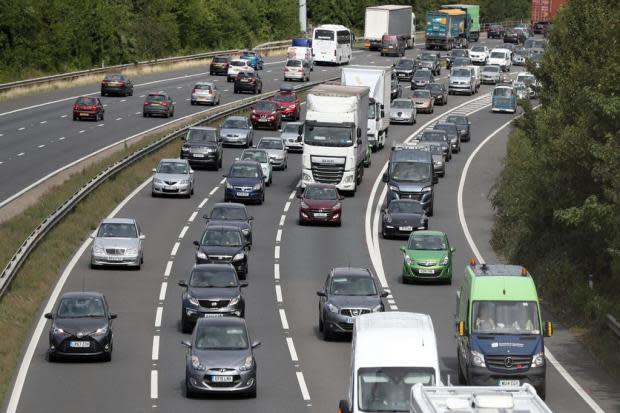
189;126;216;131
204;224;242;231
224;116;248;122
159;158;188;164
196;316;246;327
491;48;511;53
212;202;246;210
100;218;136;225
494;85;514;90
60;291;105;300
410;229;446;237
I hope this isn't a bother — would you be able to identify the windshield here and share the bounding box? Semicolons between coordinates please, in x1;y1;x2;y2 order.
283;123;301;134
471;46;485;52
493;88;513;97
446;115;467;125
314;29;334;41
287;60;302;67
420;131;446;143
452;68;471;77
490;52;506;59
190;269;237;288
305;125;353;147
396;59;415;69
427;144;443;155
472;301;541;335
201;229;243;247
358;367;435;412
213;57;228;63
274;93;296;102
186;129;217;143
57;297;105;318
330;275;376;296
392;100;413;109
408;233;446;250
483;66;500;73
229;164;260;178
258;139;284;150
241;150;268;163
157;161;188;174
255;101;276;111
451;50;467;57
104;74;123;81
97;223;137;238
195;324;249;350
419;53;437;62
368;103;376;120
390;162;431;183
210;206;247;220
414;71;431;80
388;201;424;214
222;119;248;129
304;186;338;200
412;90;431;99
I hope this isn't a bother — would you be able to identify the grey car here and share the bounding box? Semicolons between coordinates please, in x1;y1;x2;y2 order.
417;129;451;161
191;81;221;106
433;122;461;153
449;67;475;96
317;267;387;340
256;137;288;170
445;114;471;142
90;218;145;269
390;98;417;124
426;142;446;177
183;317;260;397
411;69;434;90
481;65;501;84
152;159;194;197
220;116;254;147
280;122;304;151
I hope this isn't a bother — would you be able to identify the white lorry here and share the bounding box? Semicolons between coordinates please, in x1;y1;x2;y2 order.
302;84;369;195
364;5;416;50
341;65;391;151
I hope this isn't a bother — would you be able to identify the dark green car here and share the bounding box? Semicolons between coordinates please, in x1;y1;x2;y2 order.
400;230;454;284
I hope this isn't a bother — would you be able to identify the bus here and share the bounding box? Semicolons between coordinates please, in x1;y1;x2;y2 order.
312;24;353;65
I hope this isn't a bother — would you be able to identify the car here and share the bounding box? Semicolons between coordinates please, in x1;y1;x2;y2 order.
488;49;512;72
411;89;434;114
400;230;454;284
433;122;461;153
515;72;539;97
220;116;254;147
513;82;530;100
487;24;505;39
45;292;116;362
491;85;517;113
204;203;253;247
90;218;145;269
178;264;248;333
280;121;304;151
381;199;428;238
500;42;516;56
316;267;386;339
411;68;434;90
256;137;288;170
191;81;221;105
447;49;469;69
424;142;446;178
394;58;416;82
449;67;475;96
227;59;253;82
389;98;417;124
417;52;441;75
513;27;529;43
240;50;264;70
480;65;502;84
234;71;263;95
381;34;406;57
283;58;310;82
223;160;265;204
240;148;272;185
180;127;223;170
451;57;472;68
143;92;174;118
271;85;301;120
511;47;527;66
182;317;260;397
533;21;550;34
424;83;448;106
524;38;547;50
194;225;249;278
210;55;230;75
445;114;471;142
101;74;133;96
417;129;450;161
468;45;489;64
297;183;344;226
503;28;521;44
72;96;104;121
151;158;194;197
390;71;403;99
250;100;282;130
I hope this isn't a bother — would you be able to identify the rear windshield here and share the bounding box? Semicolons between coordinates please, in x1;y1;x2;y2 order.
392;100;413;109
274;93;295;102
194;84;212;90
421;131;447;142
241;150;268;163
222;118;248;129
471;46;485;52
314;29;334;40
77;97;97;105
147;94;166;101
412;90;431;99
446;115;467;125
414;71;431;80
104;74;123;81
213;57;228;63
493;88;513;97
287;60;302;67
258;139;284;150
231;60;246;67
419;53;437;62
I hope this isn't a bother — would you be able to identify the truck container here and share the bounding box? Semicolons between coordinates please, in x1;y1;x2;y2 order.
302;84;369;194
425;9;467;50
364;5;416;50
441;4;480;41
531;0;567;23
341;65;391;151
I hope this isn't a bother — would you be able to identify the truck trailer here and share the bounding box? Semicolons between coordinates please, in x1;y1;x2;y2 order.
531;0;567;23
441;4;480;42
425;9;467;50
364;5;416;50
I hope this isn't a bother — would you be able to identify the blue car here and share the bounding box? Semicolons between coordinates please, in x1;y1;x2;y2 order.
240;50;264;70
224;160;265;204
491;86;517;113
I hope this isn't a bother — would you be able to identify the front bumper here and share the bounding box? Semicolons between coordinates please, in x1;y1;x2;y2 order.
49;334;112;358
323;310;364;334
251;118;278;129
187;367;256;394
449;84;473;94
382;223;426;237
299;208;341;224
481;77;499;84
235;83;258;92
183;305;243;322
101;86;127;95
468;365;546;390
302;170;356;191
470;55;487;64
196;254;247;276
181;151;218;166
225;188;263;204
152;181;192;195
91;252;140;267
402;263;451;281
414;104;433;114
390;113;415;123
221;136;249;146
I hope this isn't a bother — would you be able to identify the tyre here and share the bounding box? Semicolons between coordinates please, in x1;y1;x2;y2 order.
247;385;257;398
210;71;213;76
457;356;467;384
143;112;147;117
48;351;57;362
190;101;195;105
234;87;238;94
218;156;222;169
103;351;112;362
382;226;389;239
428;202;434;217
318;313;324;332
322;324;332;341
186;377;198;398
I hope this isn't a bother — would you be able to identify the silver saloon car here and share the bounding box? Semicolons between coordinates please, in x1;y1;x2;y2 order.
152;158;194;197
220;116;254;147
256;137;287;170
90;218;145;269
390;98;417;124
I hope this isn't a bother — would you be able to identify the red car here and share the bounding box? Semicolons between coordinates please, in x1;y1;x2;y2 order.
72;96;104;121
271;86;301;120
297;183;343;226
250;100;282;130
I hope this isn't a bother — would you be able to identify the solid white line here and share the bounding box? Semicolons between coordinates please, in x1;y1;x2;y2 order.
152;336;160;360
209;186;218;195
39;120;47;124
274;263;280;280
275;285;283;303
279;215;286;226
120;99;127;102
150;370;158;399
60;115;68;118
289;190;296;200
276;229;282;243
179;225;189;239
159;282;168;301
286;337;298;361
78;130;85;134
279;309;289;329
170;241;180;256
154;307;163;327
296;372;311;400
188;211;198;222
199;197;208;208
283;201;291;212
164;260;173;277
274;245;280;260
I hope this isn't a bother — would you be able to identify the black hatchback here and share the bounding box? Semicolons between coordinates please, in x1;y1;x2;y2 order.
204;203;253;247
234;72;263;95
194;225;249;279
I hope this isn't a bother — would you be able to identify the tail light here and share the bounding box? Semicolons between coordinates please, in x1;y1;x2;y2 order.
207;89;212;94
101;80;108;85
144;101;149;106
283;67;288;72
160;101;169;106
73;104;79;110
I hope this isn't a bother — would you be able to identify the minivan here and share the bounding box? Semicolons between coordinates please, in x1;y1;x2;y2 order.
381;34;406;57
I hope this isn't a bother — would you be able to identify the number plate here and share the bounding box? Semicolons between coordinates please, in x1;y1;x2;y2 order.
258;118;268;122
203;313;224;318
344;316;354;324
399;226;413;231
212;375;233;383
314;212;328;218
70;341;90;348
498;379;520;386
236;192;250;197
107;256;123;262
418;268;435;274
192;153;205;158
80;112;89;116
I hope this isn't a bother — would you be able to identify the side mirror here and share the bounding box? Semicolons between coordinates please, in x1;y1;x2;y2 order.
44;312;53;320
298;125;304;135
316;290;326;297
181;340;192;348
338;195;345;200
458;320;465;336
152;168;157;173
189;169;194;174
338;399;351;413
193;240;200;247
357;127;362;138
296;135;303;142
250;106;254;111
139;234;146;240
382;172;389;183
248;216;254;221
109;313;118;320
222;174;228;178
544;320;553;337
178;280;188;287
251;341;262;349
380;291;389;298
240;282;249;288
203;214;210;220
399;246;407;253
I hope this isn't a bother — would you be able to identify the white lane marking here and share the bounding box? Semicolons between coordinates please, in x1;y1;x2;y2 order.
185;98;190;101
18;127;25;131
390;304;398;310
223;89;229;92
170;241;180;256
289;190;296;200
58;136;65;140
154;307;163;327
39;120;47;124
188;211;198;222
276;229;282;242
219;178;226;185
103;104;108;107
286;337;298;361
140;95;145;98
17;152;25;157
283;201;291;212
60;115;68;118
274;245;280;260
275;285;283;303
279;215;286;226
97;123;104;127
152;336;160;360
387;299;396;304
274;263;280;280
199;197;208;208
279;309;289;329
164;260;173;277
120;99;127;102
37;145;45;148
266;70;272;73
78;130;85;134
5;176;153;413
296;372;311;400
159;282;168;301
176;86;183;89
116;117;123;121
135;111;141;115
209;186;218;195
0;161;3;165
179;225;189;239
150;370;158;399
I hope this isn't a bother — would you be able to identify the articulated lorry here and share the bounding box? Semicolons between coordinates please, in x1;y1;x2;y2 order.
425;9;468;50
341;65;391;152
441;4;480;42
302;84;369;195
364;5;416;50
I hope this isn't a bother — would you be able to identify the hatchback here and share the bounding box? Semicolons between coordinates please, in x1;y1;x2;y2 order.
143;93;174;118
210;56;230;75
400;230;454;284
72;96;104;121
151;158;194;197
223;161;265;204
297;183;343;226
283;59;310;82
257;137;287;170
191;82;221;106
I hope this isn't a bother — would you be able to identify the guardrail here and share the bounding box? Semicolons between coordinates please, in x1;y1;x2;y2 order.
607;314;620;338
0;76;338;299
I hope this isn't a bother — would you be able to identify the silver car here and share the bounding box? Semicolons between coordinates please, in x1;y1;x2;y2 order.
390;98;416;124
152;158;194;197
220;116;254;147
283;58;310;82
280;122;304;151
481;65;501;84
420;142;446;178
90;218;145;269
190;82;221;106
449;67;475;95
256;137;288;170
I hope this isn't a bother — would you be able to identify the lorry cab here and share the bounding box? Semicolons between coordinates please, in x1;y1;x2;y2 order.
339;312;441;413
455;262;553;400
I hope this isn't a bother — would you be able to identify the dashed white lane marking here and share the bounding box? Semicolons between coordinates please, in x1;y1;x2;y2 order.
274;245;280;260
135;111;141;115
275;285;283;303
289;191;296;200
283;201;291;212
188;211;198;222
209;186;218;195
79;130;85;134
219;178;226;185
116;117;123;121
296;372;311;400
61;115;68;118
39;120;47;124
279;215;286;226
273;78;279;81
266;70;272;73
390;304;398;310
37;145;45;148
140;95;146;98
18;127;25;131
97;123;104;127
199;197;209;208
154;307;163;327
150;370;158;399
176;86;183;89
274;263;280;280
17;152;24;157
276;229;282;242
59;136;66;140
286;337;298;361
179;225;189;239
185;98;190;101
279;309;289;329
0;161;3;165
223;89;229;92
171;241;180;256
120;99;126;102
152;336;160;360
164;261;173;277
159;282;168;301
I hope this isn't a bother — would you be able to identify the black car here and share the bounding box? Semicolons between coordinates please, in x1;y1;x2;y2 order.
181;126;223;169
210;55;230;75
316;267;387;340
45;292;116;362
503;29;520;44
194;225;249;279
101;74;133;97
424;82;448;105
447;49;469;69
143;93;174;118
394;58;416;82
445;114;471;142
204;203;253;247
419;129;451;161
417;52;441;76
179;264;248;333
234;71;263;94
533;21;550;34
390;71;402;99
488;24;505;39
411;69;434;90
381;199;428;238
433;122;461;154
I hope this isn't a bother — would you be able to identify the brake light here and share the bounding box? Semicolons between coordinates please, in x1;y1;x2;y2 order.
102;80;108;85
207;89;212;94
160;101;169;106
283;67;288;72
144;101;149;105
73;104;79;110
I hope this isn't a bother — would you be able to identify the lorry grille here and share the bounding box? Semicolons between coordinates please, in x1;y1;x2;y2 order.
311;162;344;184
399;192;423;201
485;355;532;372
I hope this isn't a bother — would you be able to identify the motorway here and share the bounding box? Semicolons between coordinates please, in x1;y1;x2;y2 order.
2;37;618;413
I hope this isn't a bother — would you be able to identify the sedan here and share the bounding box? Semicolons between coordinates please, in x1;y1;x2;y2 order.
411;89;434;114
280;122;304;151
317;267;386;340
250;100;282;130
191;81;221;105
151;158;194;197
45;292;116;361
400;230;454;284
180;127;223;170
445;114;471;142
210;55;230;75
257;137;287;170
101;74;133;96
194;225;249;278
433;121;461;153
411;69;434;90
425;82;448;106
90;218;145;269
297;183;343;226
240;149;272;186
143;93;174;118
220;116;253;147
204;203;253;247
487;24;505;39
72;96;104;121
179;264;248;333
381;199;428;238
234;72;262;95
389;98;416;125
183;317;260;397
223;160;265;204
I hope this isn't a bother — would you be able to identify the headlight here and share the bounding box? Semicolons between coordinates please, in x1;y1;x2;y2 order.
225;181;233;189
331;202;341;210
442;256;449;265
388;185;399;192
93;326;108;336
384;214;392;223
253;183;262;191
326;303;339;313
229;296;241;306
422;186;432;192
302;172;312;182
404;255;412;266
343;175;354;183
52;326;66;335
187;294;200;306
125;248;138;255
233;252;245;261
239;355;254;371
531;352;545;367
181;146;190;152
191;355;206;371
241;229;250;235
153;178;163;185
434;161;442;166
470;350;486;367
371;304;383;312
179;179;190;185
196;250;207;260
93;245;105;254
300;201;309;209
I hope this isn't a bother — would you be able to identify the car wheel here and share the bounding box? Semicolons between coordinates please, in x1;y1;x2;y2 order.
170;108;174;117
190;101;195;105
73;115;78;121
218;156;222;169
428;202;434;217
48;351;57;362
322;323;332;341
103;351;112;362
143;112;147;117
186;376;198;398
382;226;389;239
247;384;257;398
318;312;324;332
457;355;467;384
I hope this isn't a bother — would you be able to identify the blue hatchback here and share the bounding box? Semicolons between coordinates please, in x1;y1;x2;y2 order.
491;86;517;113
224;160;265;204
240;51;263;70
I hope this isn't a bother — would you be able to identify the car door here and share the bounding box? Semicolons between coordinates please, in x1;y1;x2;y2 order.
319;273;331;318
256;73;262;90
96;98;104;116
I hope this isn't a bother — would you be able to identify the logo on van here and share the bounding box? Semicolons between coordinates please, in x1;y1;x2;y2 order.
504;357;513;368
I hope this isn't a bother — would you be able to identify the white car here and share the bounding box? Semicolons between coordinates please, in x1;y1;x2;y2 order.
469;45;489;64
488;48;512;72
227;59;254;82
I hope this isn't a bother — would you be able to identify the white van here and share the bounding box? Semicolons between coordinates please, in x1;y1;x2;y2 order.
339;312;441;413
288;46;314;71
487;48;512;72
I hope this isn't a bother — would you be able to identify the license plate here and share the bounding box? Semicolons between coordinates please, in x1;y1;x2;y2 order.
203;313;224;318
212;375;233;383
258;118;268;122
236;192;249;197
314;212;328;218
418;268;434;274
70;341;90;348
197;96;206;100
399;226;413;231
498;379;520;386
192;153;204;158
344;316;354;324
80;112;89;116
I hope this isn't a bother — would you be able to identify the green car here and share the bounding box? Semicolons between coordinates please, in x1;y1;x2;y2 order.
400;230;454;284
363;144;372;167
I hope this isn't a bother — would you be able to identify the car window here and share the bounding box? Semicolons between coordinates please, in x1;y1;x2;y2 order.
255;101;277;111
446;115;467;125
420;131;447;142
287;60;302;67
57;297;106;318
490;52;506;59
242;150;268;163
229;164;260;178
195;324;249;350
104;74;123;81
493;88;513;97
186;129;217;143
77;97;98;105
414;71;431;80
388;202;424;214
258;139;284;150
408;233;447;250
147;94;167;101
304;186;338;200
483;66;500;73
392;100;413;108
274;93;296;102
391;162;431;182
190;268;237;288
452;68;471;77
471;46;485;52
194;84;212;90
97;223;137;238
330;276;376;296
412;90;431;99
213;57;228;63
210;206;247;220
157;161;188;174
201;229;243;247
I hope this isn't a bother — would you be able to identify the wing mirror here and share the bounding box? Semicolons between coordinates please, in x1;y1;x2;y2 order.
109;313;118;320
139;234;146;240
399;246;407;253
240;282;249;288
193;240;200;247
451;247;456;253
357;127;362;138
178;280;188;287
44;312;53;320
382;172;389;183
152;168;157;173
316;291;326;297
251;341;262;349
380;291;389;298
296;135;303;142
181;340;192;348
